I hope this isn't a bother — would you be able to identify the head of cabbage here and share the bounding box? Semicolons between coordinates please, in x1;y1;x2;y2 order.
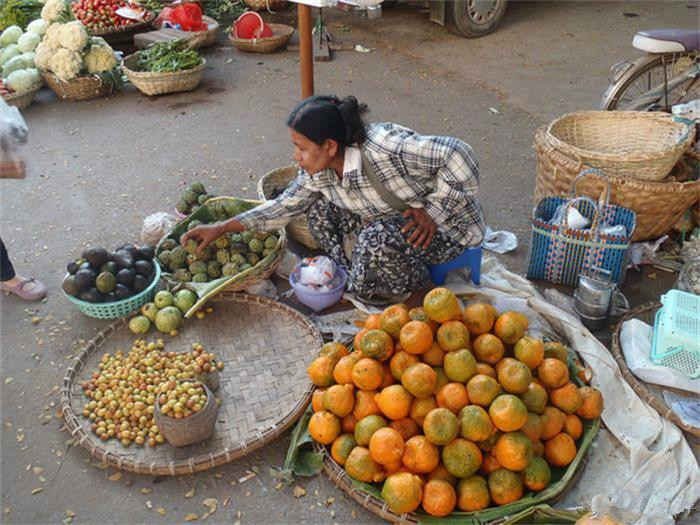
0;26;23;47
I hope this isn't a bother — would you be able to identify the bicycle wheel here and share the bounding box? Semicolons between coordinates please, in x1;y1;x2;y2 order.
601;53;699;110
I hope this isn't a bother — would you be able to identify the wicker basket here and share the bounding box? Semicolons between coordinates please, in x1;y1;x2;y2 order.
3;86;40;109
545;111;695;182
154;381;218;447
89;11;156;43
43;71;116;101
122;55;206;96
258;165;318;249
534;128;700;242
229;23;293;54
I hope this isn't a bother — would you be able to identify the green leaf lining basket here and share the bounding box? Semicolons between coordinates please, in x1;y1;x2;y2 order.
63;263;161;320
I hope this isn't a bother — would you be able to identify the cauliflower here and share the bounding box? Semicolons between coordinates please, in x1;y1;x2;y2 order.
17;32;41;53
84;43;116;74
41;0;70;23
34;41;53;70
27;19;50;37
58;22;88;52
44;23;62;49
49;47;82;81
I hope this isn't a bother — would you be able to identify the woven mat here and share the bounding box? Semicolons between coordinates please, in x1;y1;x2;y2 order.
60;293;322;475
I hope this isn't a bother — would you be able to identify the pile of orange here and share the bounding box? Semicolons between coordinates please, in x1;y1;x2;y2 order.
306;287;604;517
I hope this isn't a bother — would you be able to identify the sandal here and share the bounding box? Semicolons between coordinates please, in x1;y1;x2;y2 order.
0;277;47;301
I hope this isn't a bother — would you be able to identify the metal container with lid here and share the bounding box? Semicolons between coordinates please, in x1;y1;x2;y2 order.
576;268;614;307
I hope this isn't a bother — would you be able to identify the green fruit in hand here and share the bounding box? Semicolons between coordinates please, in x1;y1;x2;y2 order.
185;239;199;255
155;306;182;333
154;290;173;309
96;271;116;293
141;302;159;322
129;315;151;334
174;289;197;314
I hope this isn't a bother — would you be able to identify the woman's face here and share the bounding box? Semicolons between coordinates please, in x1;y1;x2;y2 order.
290;128;338;174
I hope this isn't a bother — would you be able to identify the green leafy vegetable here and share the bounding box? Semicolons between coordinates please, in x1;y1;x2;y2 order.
203;0;246;25
135;40;202;73
0;0;43;31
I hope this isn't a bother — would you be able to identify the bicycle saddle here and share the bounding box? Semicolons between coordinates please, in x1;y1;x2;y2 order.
633;29;700;53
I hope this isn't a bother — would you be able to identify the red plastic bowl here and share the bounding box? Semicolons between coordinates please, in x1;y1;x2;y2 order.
234;11;272;39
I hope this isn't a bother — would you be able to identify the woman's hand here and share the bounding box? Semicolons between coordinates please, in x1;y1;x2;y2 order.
180;224;223;254
401;208;437;250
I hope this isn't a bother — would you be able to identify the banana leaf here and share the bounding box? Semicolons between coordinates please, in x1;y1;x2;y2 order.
279;407;324;478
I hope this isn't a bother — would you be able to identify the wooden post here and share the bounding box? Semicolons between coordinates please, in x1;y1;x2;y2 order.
298;2;314;98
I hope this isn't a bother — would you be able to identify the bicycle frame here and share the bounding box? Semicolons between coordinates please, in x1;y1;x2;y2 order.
624;58;699;111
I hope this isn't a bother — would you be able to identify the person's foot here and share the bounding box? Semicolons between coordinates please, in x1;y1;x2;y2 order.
0;275;47;301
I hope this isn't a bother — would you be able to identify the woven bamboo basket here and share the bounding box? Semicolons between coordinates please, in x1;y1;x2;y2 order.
258;165;318;249
545;111;695;182
122;55;206;96
611;302;700;438
154;381;218;447
89;11;156;43
229;23;294;54
3;86;40;109
534;128;700;241
60;292;323;475
43;71;116;101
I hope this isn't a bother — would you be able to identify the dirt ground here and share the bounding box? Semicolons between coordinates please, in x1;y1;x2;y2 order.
0;1;695;523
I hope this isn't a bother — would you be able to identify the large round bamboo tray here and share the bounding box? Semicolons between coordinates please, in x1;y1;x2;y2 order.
122;55;206;96
257;165;318;249
611;301;700;438
88;11;156;44
43;71;116;101
534;128;700;242
3;86;40;109
60;292;322;475
545;111;695;182
229;23;294;54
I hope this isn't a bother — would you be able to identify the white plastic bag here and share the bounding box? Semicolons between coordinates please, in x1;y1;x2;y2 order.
298;256;335;286
0;97;28;179
141;212;178;246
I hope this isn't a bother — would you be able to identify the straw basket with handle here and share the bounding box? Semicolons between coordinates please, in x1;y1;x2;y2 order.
154;380;218;447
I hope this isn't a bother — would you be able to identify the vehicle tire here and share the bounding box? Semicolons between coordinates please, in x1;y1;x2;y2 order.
445;0;508;38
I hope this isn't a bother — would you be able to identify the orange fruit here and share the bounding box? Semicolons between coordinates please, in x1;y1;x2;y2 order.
550;383;584;414
354;414;387;446
476;362;497;378
390;351;420;381
514;336;545;369
408;307;439;334
354;328;370;352
427;463;458;487
444;349;477;383
333;355;359;385
380;363;395;388
494;431;533;472
401;363;438;399
331;434;356;466
384;459;403;475
380;305;411;338
375;385;413;421
522;455;551;492
369;427;405;465
472;334;505;365
493;311;528;345
577;386;604;419
342;414;357;433
462;302;497;336
312;388;327;412
537;358;570;389
489;394;528;432
544;341;569;362
359;329;393;360
322;384;355;417
480;453;501;475
423;408;460;446
437;321;471;352
540;406;565;440
433;367;449;395
532;440;544;457
421;342;446;367
352;358;384;391
458;405;493;442
309;410;341;445
319;342;349;364
488;469;523;506
520;412;544;444
442;438;482;478
410;396;438;427
457;475;490;511
423;287;461;323
399;321;434;355
466;374;501;407
421;480;457;517
403;435;440;474
353;390;381;420
436;383;470;414
364;313;382;330
544;432;577;467
477;430;501;453
519;382;548;414
381;472;423;514
564;414;583;440
307;355;336;387
497;358;533;394
390;418;421;441
345;446;385;483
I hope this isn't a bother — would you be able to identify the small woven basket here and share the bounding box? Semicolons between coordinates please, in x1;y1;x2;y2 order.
257;165;318;249
229;23;293;54
122;55;206;96
3;86;40;109
154;381;218;447
43;71;116;101
545;111;695;182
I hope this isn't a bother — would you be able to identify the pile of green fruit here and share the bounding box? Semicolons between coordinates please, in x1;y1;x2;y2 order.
175;181;212;216
158;230;279;283
129;289;198;335
62;243;156;303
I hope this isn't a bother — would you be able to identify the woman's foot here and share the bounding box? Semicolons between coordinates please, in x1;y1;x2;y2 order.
0;275;47;301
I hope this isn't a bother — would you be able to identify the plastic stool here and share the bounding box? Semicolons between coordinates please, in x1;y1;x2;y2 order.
428;245;482;285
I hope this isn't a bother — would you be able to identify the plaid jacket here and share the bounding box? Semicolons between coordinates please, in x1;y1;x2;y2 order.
236;123;486;246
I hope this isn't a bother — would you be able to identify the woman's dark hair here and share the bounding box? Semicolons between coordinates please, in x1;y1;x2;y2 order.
286;95;368;149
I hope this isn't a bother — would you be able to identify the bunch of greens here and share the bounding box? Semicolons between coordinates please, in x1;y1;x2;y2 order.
203;0;246;25
135;40;202;73
0;0;43;31
133;0;165;16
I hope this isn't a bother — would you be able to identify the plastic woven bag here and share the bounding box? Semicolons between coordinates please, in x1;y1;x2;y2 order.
0;97;28;179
